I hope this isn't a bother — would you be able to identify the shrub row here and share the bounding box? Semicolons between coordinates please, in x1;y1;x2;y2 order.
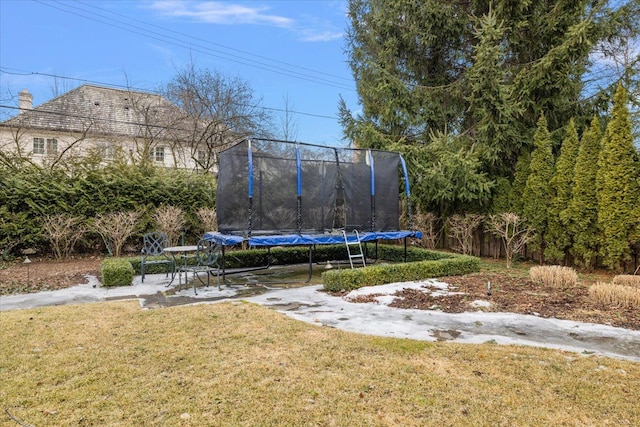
104;244;479;291
124;244;349;275
322;247;480;292
0;163;216;256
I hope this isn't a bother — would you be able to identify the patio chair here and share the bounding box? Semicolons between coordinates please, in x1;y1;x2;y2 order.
178;239;221;294
140;231;173;283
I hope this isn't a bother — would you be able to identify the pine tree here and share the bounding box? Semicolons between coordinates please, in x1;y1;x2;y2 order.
545;119;579;263
567;116;602;269
523;113;554;263
597;84;639;271
466;8;522;177
509;151;530;216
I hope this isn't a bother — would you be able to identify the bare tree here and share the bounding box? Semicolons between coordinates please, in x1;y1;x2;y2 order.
487;213;535;268
280;93;299;141
447;214;483;255
162;62;274;173
49;72;77;98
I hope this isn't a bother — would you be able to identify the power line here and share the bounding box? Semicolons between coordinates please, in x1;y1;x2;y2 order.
0;67;340;121
75;0;353;84
30;0;355;92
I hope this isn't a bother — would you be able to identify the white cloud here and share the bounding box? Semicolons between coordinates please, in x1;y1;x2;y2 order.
146;0;344;42
298;29;343;43
147;1;293;28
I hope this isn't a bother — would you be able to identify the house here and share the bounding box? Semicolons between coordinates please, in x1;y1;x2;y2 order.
0;84;235;171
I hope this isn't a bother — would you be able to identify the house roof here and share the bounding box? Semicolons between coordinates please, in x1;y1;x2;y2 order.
0;84;187;139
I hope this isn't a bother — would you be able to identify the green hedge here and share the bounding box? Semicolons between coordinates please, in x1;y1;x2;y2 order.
124;245;348;274
322;248;480;292
117;244;479;292
0;162;216;256
101;258;134;287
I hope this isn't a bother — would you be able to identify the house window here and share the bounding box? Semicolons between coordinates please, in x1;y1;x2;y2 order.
197;149;207;164
97;143;115;159
46;138;58;154
33;137;45;154
151;146;165;162
33;137;57;155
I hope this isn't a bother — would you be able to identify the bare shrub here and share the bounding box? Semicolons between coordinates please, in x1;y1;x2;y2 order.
152;205;185;246
413;211;440;249
92;211;142;257
612;275;640;288
529;265;578;287
196;207;218;233
487;213;535;268
41;214;86;258
447;214;483;255
589;282;640;309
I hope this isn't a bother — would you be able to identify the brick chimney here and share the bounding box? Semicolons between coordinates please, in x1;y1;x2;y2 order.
19;89;33;111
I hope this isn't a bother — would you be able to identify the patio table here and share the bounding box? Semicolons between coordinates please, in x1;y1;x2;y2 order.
164;245;199;286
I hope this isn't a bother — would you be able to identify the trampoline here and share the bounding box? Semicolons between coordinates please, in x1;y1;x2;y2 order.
204;138;422;280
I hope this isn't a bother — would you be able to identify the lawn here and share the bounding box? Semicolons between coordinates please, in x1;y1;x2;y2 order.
1;300;639;426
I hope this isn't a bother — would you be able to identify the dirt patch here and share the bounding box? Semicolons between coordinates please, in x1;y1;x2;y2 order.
2;258;639;331
0;257;102;295
352;272;639;331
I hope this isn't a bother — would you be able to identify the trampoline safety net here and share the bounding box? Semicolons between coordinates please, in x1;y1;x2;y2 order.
216;139;411;235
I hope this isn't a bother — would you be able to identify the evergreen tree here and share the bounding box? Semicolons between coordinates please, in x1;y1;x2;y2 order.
341;0;637;213
597;84;639;271
567;116;602;269
466;8;522;176
523;113;554;263
509;151;530;216
546;119;579;262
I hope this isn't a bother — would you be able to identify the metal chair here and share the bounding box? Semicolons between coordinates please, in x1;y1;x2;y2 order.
178;239;221;294
140;231;173;283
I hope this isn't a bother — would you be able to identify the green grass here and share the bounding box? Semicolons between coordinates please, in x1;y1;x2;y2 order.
1;301;639;426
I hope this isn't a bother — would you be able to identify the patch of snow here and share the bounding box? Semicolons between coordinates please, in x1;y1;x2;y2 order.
344;279;463;302
470;300;492;308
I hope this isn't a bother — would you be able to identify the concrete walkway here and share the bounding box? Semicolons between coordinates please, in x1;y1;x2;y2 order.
1;274;639;363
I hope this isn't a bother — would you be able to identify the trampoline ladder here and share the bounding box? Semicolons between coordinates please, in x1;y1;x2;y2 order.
343;229;366;269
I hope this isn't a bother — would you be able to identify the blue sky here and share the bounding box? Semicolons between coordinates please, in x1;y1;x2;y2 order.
0;0;358;146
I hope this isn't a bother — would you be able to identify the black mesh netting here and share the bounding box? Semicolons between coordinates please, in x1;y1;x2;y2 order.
217;139;404;235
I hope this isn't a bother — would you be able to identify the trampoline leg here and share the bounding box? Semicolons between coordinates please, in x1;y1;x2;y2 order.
404;238;408;262
221;245;226;285
307;245;313;283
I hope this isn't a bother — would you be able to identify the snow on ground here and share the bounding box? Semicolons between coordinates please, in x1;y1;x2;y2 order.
2;274;640;362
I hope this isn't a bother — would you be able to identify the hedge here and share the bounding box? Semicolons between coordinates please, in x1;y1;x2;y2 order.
322;248;480;292
101;258;134;287
111;244;479;291
0;163;216;256
124;245;351;275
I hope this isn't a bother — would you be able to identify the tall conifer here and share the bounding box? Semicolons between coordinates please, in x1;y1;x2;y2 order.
597;84;639;270
567;117;602;269
546;119;579;262
523;113;554;263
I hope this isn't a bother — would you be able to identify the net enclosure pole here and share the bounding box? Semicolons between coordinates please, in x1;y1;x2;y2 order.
296;144;302;234
399;154;413;231
368;149;375;231
247;139;254;236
